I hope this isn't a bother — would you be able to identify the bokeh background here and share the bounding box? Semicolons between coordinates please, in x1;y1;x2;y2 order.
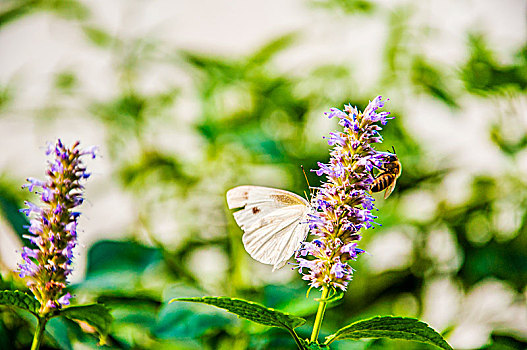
0;0;526;349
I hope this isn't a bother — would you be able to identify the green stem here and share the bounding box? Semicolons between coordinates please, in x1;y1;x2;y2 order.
31;316;48;350
289;329;307;350
310;285;329;343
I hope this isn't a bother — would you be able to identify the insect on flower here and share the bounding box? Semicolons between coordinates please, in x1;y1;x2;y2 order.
371;148;402;199
226;185;311;270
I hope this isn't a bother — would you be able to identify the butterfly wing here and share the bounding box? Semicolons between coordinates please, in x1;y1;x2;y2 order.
226;185;310;270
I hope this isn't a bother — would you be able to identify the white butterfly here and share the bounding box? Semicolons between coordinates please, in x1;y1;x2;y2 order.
226;185;311;270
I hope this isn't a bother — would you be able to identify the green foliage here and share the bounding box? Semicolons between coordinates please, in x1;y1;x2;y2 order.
310;0;375;14
173;297;308;349
0;178;29;242
324;316;453;350
87;240;162;276
462;34;527;94
82;26;116;48
61;304;113;342
0;85;12;111
173;296;306;330
248;33;298;66
0;291;113;348
411;57;458;108
45;317;73;350
54;71;77;93
0;0;89;28
80;240;164;294
155;303;231;340
0;290;40;316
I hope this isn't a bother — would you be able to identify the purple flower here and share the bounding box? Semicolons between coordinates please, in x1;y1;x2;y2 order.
17;139;96;314
23;178;45;192
57;293;72;306
20;201;42;217
324;108;347;119
324;132;347;146
296;96;394;291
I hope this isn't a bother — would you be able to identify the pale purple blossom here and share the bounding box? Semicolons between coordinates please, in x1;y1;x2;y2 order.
17;140;96;313
296;96;395;291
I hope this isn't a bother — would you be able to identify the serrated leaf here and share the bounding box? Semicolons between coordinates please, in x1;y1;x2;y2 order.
172;296;306;330
61;304;112;343
324;316;453;350
0;290;40;315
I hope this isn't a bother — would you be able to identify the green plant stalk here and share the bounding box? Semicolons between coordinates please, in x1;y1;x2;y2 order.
310;285;329;343
31;315;48;350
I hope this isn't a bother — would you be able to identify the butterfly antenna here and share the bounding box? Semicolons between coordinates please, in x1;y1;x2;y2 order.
392;145;396;154
301;165;312;200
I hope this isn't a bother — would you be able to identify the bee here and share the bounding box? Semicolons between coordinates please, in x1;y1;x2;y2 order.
371;149;402;199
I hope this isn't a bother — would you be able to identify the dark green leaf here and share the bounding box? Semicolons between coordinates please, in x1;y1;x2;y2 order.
0;290;40;315
155;306;231;340
61;304;113;342
0;178;30;242
0;1;34;28
45;317;73;350
86;240;162;276
0;321;10;349
172;296;306;330
461;34;527;94
324;316;453;350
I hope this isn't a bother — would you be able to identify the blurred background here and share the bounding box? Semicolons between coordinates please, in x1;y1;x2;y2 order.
0;0;526;349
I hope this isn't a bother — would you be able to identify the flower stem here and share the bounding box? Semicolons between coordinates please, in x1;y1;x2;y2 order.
310;285;329;343
31;316;48;350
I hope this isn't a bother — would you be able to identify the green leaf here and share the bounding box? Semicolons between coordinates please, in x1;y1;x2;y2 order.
82;26;115;48
86;240;162;276
411;57;459;108
324;316;453;350
0;290;40;315
324;288;345;304
248;33;297;65
172;296;306;330
311;0;375;14
155;306;231;340
45;317;73;350
61;304;113;343
0;178;30;242
305;340;329;349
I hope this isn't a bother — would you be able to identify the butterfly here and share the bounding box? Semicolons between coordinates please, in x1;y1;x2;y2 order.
226;185;311;270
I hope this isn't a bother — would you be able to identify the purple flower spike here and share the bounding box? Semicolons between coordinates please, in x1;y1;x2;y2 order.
17;139;96;314
296;97;394;291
